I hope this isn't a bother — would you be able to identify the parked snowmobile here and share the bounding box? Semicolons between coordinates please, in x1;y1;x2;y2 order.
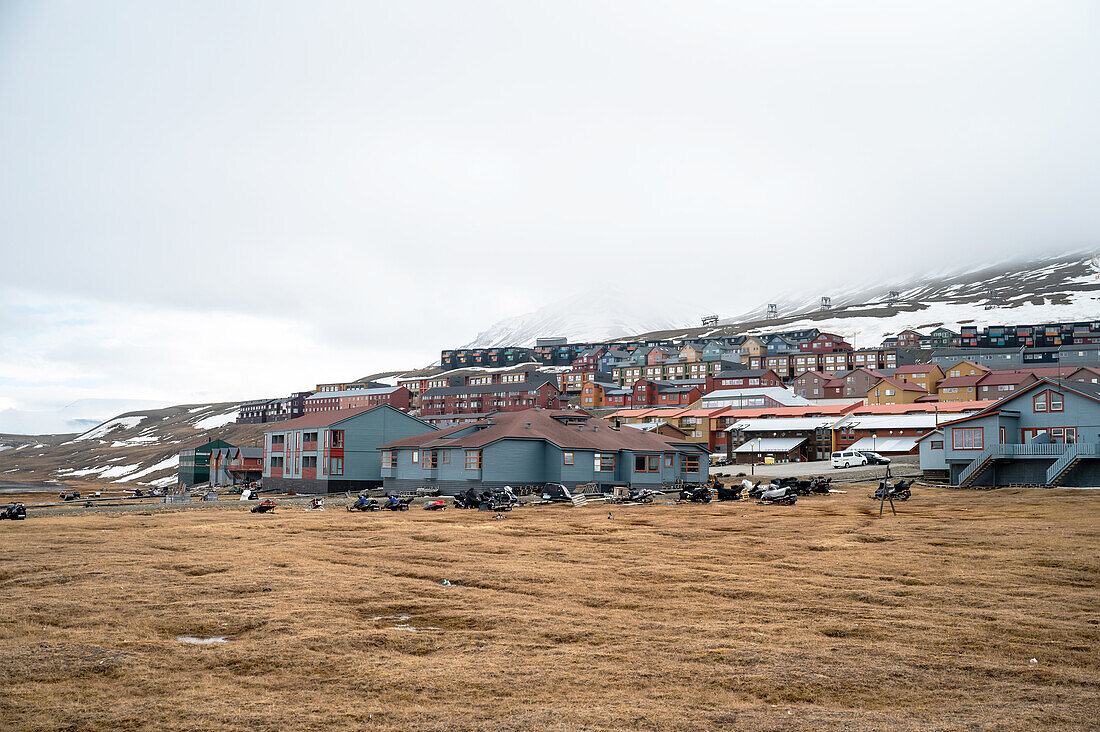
306;497;325;511
423;498;447;510
381;494;413;511
250;498;277;514
871;479;912;501
626;487;657;503
0;503;27;520
453;490;477;509
490;487;521;509
679;485;712;503
714;481;742;501
540;483;574;503
60;490;80;501
347;496;380;511
757;484;797;506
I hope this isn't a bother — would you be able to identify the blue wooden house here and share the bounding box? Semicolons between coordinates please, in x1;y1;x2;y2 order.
944;379;1100;487
379;409;710;494
262;405;437;494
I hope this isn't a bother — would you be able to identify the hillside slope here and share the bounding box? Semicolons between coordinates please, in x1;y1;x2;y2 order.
0;403;264;488
633;252;1100;347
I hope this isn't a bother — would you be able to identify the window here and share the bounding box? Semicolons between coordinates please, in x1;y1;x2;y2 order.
563;452;574;466
303;431;318;443
1033;392;1047;412
930;440;944;449
683;455;700;472
422;450;437;469
441;450;449;464
1049;392;1063;411
595;453;615;472
381;451;395;469
952;428;984;450
331;430;344;448
269;456;283;468
465;450;481;470
885;389;895;396
329;457;343;475
270;435;284;447
302;456;317;468
412;450;419;463
633;455;659;472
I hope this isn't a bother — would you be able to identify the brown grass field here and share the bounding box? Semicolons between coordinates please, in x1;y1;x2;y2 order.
0;485;1098;730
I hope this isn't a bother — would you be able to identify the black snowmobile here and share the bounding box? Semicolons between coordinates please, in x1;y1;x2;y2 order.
381;495;413;511
347;495;380;511
0;503;27;520
678;485;711;503
540;483;574;503
871;479;912;501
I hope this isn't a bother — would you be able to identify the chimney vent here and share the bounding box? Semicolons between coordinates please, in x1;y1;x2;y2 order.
525;422;531;429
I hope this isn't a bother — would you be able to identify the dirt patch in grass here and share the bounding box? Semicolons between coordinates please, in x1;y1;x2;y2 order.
0;486;1097;730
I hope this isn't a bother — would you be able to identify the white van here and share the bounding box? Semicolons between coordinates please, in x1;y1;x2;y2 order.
831;450;868;469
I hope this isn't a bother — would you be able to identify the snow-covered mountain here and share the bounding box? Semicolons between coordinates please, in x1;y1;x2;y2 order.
463;289;711;348
638;252;1100;347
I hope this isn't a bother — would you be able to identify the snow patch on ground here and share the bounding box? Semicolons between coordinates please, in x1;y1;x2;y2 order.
74;416;145;442
119;455;179;483
143;475;178;488
193;410;240;430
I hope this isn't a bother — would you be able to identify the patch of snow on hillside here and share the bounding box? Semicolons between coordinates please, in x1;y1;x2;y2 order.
188;406;211;413
117;455;178;483
75;416;145;441
193;410;240;430
143;475;178;488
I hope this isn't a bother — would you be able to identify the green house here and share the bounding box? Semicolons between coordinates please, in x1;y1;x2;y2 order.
178;439;234;487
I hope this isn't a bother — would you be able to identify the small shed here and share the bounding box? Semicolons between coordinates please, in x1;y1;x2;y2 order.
732;437;806;464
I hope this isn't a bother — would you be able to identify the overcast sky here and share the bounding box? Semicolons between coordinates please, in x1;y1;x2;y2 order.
1;0;1098;416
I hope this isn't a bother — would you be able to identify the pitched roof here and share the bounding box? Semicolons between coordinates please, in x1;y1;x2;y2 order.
976;370;1040;386
379;409;703;453
893;364;941;375
874;377;928;393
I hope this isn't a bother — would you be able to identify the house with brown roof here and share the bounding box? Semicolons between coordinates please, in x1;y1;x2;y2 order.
842;368;891;399
792;370;844;399
867;377;930;405
975;370;1040;401
378;409;710;494
892;363;944;394
936;375;983;402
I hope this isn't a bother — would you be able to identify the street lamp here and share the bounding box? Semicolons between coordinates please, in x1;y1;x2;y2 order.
872;432;877;453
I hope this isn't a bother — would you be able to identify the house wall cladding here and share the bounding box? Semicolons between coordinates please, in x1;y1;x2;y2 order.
382;442;705;495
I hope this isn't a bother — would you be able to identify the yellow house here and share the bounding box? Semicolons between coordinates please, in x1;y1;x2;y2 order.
943;360;990;379
741;337;766;366
892;364;944;393
866;377;929;405
678;344;699;363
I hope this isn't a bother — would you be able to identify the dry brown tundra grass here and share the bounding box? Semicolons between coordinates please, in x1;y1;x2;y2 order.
0;485;1097;731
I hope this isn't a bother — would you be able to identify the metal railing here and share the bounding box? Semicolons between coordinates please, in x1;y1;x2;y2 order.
957;446;995;486
1046;444;1100;485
